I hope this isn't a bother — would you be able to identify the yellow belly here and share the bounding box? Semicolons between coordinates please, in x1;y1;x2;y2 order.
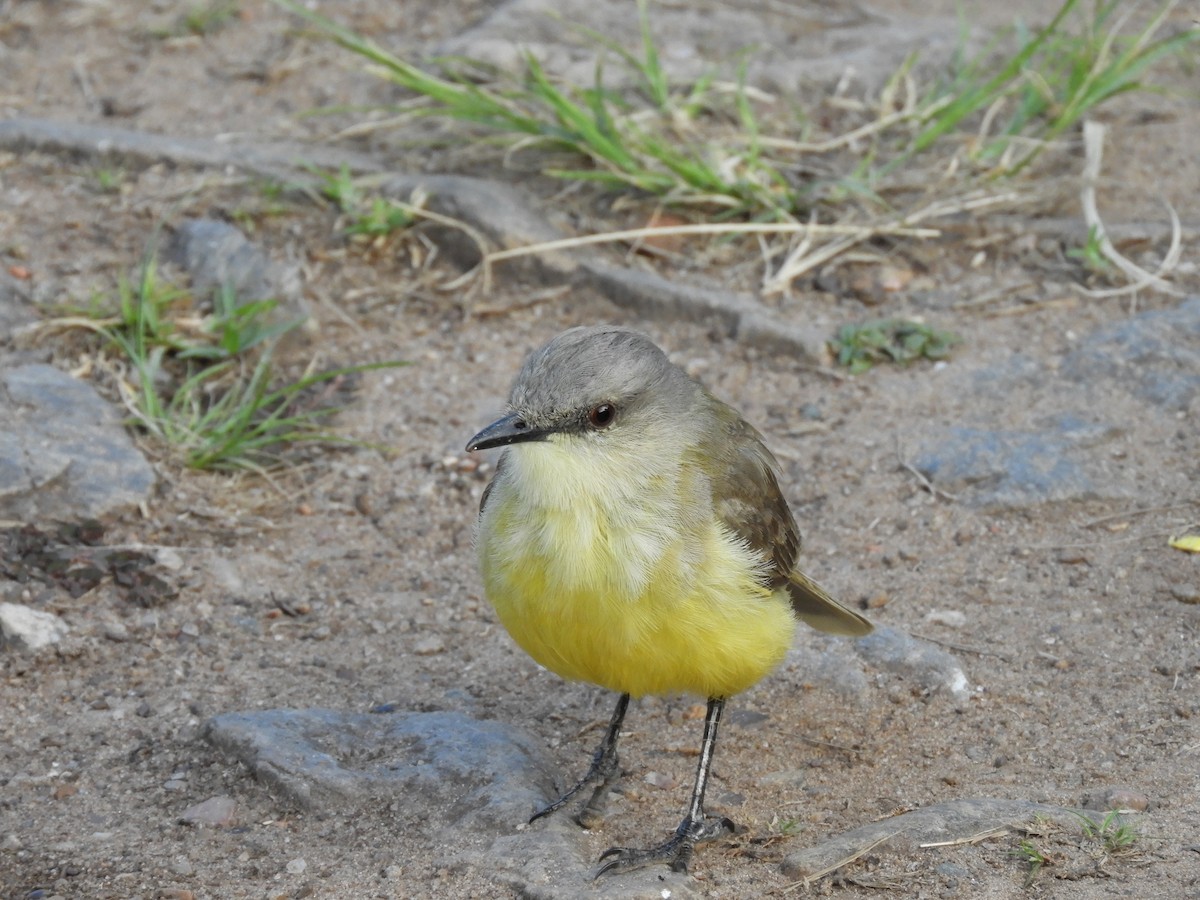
477;441;797;699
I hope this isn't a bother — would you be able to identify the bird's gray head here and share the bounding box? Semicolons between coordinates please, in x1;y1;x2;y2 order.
466;326;698;452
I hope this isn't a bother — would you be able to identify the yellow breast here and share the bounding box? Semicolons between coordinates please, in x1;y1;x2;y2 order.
477;434;797;699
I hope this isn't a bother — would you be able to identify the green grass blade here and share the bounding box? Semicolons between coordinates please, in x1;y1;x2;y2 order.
910;0;1080;154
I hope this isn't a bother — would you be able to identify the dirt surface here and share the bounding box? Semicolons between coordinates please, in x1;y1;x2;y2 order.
2;2;1198;898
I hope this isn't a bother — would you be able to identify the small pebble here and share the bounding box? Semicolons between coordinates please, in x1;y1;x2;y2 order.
285;857;307;875
1170;584;1200;604
0;602;69;650
154;548;184;570
924;609;966;628
643;771;675;790
1082;786;1149;812
170;857;194;877
412;636;445;656
180;796;237;827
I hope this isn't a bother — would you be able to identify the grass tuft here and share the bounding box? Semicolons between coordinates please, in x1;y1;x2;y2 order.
272;0;1196;299
46;255;405;472
277;0;1196;211
1076;809;1140;854
913;0;1199;174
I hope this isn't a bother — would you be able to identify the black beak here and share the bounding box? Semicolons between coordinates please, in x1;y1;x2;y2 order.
466;412;550;452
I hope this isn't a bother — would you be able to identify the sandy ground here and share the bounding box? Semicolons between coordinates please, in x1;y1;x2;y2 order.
1;2;1198;898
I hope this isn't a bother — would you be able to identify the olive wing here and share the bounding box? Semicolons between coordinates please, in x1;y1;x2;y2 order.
706;404;872;637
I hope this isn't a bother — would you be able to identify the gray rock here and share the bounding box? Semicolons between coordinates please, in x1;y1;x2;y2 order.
169;856;195;877
1081;786;1149;813
440;0;962;94
786;636;872;698
378;176;832;363
1171;583;1200;604
0;364;156;520
854;626;971;699
914;299;1199;511
912;416;1129;508
0;117;385;181
203;708;557;831
165;218;306;322
472;826;701;900
284;857;307;875
1062;295;1200;411
384;174;577;279
179;795;238;827
0;601;68;651
781;797;1096;880
585;262;829;365
202;707;713;895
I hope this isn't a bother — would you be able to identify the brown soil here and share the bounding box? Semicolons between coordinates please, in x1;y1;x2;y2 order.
1;2;1197;898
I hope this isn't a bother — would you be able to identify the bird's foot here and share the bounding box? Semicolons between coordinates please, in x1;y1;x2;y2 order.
530;746;622;828
529;694;630;828
594;814;735;878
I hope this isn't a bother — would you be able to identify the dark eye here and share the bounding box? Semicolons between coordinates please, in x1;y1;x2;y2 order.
587;403;616;429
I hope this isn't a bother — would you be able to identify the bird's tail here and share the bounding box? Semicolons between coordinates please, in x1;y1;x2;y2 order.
786;570;873;636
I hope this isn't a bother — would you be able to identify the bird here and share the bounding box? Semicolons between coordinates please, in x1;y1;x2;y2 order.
466;325;871;876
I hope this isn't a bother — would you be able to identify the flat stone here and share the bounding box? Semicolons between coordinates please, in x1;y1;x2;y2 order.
585;262;830;365
165;218;306;324
384;174;576;278
781;798;1097;880
1062;295;1200;411
853;626;971;699
203;708;557;831
202;708;730;896
912;417;1130;509
786;636;872;698
0;364;156;520
441;0;963;93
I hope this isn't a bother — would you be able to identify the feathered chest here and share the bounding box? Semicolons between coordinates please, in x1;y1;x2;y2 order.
480;435;712;601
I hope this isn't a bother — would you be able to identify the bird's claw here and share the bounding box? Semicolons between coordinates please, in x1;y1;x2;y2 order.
593;815;736;878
